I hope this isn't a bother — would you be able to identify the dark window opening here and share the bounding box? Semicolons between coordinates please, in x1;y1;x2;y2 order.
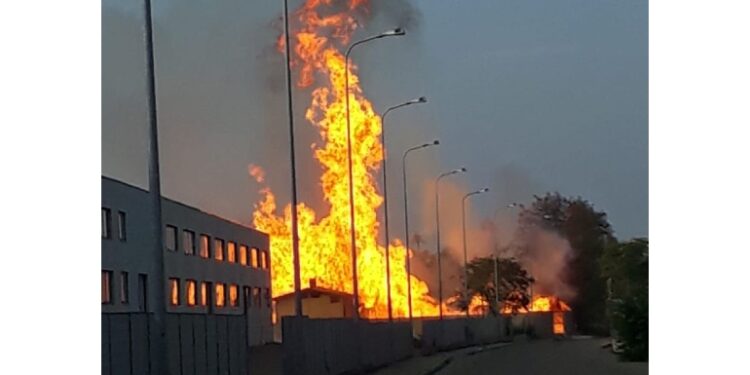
183;230;195;255
120;272;129;304
101;208;112;239
165;225;178;252
117;211;127;241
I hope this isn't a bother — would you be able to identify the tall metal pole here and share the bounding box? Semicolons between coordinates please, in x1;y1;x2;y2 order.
461;195;469;318
494;255;500;311
380;97;426;322
282;0;303;317
435;168;466;319
143;1;167;373
381;108;394;322
461;188;488;318
402;141;438;321
344;47;360;321
344;29;404;321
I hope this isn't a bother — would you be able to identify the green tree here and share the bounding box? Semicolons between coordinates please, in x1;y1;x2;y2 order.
601;238;648;361
518;193;614;335
452;256;533;315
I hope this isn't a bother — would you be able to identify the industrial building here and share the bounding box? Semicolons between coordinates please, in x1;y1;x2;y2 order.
102;176;272;374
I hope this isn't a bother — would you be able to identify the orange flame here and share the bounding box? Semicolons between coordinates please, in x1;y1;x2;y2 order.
501;295;572;314
255;0;452;318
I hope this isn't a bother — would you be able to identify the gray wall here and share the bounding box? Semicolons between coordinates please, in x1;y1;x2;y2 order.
102;176;159;313
103;175;273;351
281;317;413;375
420;316;511;354
102;313;251;375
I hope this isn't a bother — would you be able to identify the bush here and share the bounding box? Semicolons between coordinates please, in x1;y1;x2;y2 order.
612;293;648;361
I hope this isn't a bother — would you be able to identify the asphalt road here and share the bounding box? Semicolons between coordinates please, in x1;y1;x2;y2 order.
434;337;647;375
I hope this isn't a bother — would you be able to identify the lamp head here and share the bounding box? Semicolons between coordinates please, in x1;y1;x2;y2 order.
458;167;468;173
432;139;440;145
382;28;405;37
480;187;490;193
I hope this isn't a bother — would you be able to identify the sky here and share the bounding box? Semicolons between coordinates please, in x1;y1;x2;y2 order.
102;0;648;243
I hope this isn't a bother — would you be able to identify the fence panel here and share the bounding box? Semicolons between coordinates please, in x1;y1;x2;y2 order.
130;314;151;375
110;314;132;375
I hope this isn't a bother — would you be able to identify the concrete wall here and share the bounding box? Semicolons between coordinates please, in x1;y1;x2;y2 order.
281;317;413;375
102;313;254;375
420;316;511;354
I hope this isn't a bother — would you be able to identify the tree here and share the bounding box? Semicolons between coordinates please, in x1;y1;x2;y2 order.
601;238;648;361
452;256;533;315
517;193;614;335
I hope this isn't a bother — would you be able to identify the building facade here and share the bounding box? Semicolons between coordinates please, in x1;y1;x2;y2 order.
101;176;273;346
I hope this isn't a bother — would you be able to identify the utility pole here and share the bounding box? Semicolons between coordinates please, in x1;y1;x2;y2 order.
143;1;167;373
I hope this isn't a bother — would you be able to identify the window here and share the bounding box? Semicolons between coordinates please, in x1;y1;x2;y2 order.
165;225;178;251
214;238;224;261
117;211;127;241
200;282;208;306
186;280;197;306
120;272;129;304
261;251;268;269
215;283;225;307
227;242;236;263
101;208;111;239
264;288;271;308
251;248;259;268
252;287;261;307
199;235;210;258
183;230;195;255
243;286;251;308
102;270;112;304
229;284;239;307
169;278;180;306
239;245;248;266
138;274;148;311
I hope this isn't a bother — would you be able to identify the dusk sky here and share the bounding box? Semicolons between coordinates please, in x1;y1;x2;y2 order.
102;0;647;241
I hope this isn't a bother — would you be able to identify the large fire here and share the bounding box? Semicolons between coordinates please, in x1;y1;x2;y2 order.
252;0;446;318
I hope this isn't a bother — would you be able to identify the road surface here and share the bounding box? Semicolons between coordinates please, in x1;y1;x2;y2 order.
375;337;647;375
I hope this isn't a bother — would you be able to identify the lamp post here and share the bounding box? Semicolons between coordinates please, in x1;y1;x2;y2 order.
281;0;303;318
381;96;427;322
435;167;467;319
345;28;405;321
492;203;521;309
142;1;167;373
402;140;439;321
461;187;489;317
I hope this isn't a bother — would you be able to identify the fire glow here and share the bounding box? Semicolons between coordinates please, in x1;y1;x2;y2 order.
252;0;447;318
504;295;571;335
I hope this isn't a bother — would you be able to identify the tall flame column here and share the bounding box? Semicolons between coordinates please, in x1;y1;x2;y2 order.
344;28;405;320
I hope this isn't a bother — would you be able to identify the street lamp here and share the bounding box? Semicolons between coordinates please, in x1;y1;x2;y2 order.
461;187;489;317
492;202;522;309
281;0;303;317
435;167;467;319
381;96;427;322
344;28;405;321
402;140;439;321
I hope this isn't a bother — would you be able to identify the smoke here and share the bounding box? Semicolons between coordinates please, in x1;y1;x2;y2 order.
511;228;576;301
406;164;577;302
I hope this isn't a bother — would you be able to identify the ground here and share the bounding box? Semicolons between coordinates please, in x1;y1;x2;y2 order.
374;337;648;375
249;336;648;375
